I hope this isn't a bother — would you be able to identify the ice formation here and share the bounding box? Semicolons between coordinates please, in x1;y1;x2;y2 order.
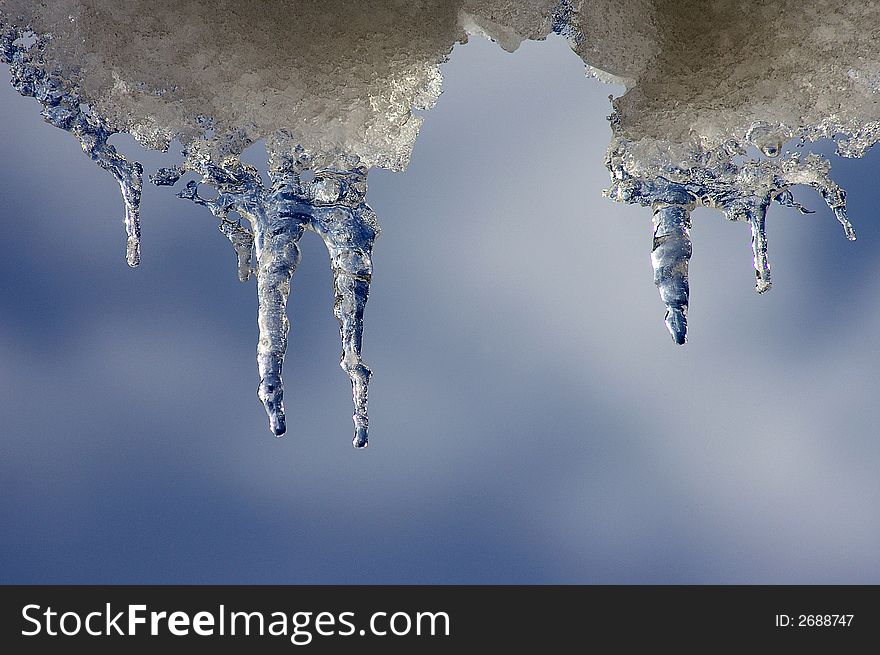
569;0;871;336
1;1;878;445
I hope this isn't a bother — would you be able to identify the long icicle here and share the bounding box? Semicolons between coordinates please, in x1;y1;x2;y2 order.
253;207;307;437
311;195;378;448
652;204;692;345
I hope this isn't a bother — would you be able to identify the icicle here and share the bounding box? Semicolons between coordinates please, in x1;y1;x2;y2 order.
3;26;145;267
832;206;856;242
81;134;144;267
174;178;256;283
311;167;379;448
748;200;771;294
817;189;856;242
309;170;378;448
219;219;255;282
652;204;692;345
787;155;857;241
253;207;307;437
171;159;320;439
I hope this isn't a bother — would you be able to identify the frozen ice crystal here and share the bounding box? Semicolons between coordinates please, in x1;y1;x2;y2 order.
2;0;879;443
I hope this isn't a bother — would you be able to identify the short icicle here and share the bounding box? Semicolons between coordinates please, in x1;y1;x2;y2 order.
651;204;692;345
83;135;144;268
219;219;255;282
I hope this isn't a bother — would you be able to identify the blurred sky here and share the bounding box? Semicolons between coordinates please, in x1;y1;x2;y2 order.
2;35;880;583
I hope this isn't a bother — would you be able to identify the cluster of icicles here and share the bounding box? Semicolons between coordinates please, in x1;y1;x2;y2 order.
0;20;860;447
3;27;377;445
605;137;856;344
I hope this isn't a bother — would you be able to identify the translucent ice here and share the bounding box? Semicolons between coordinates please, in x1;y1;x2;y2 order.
159;148;379;445
2;0;879;443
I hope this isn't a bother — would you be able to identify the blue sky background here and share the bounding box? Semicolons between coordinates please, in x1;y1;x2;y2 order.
2;35;880;583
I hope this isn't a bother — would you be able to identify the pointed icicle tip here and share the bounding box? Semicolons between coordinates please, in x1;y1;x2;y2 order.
666;308;688;345
269;409;287;437
834;207;857;241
